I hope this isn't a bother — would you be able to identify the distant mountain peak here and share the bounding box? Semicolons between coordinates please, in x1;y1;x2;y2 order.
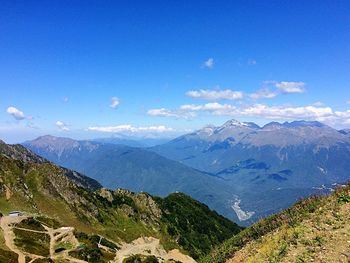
263;120;327;130
221;119;260;129
33;134;75;142
23;135;82;154
262;122;284;130
243;122;261;129
222;119;245;127
282;120;326;128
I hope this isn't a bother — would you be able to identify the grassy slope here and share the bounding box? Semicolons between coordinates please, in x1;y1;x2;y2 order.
201;183;350;263
0;143;240;260
0;155;164;246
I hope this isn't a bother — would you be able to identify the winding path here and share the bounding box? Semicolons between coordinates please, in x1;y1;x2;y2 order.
1;216;196;263
0;216;86;263
1;216;29;263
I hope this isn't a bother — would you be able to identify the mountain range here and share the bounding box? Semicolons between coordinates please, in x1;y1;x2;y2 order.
92;135;170;148
151;119;350;222
22;135;238;223
2;137;349;262
23;119;350;225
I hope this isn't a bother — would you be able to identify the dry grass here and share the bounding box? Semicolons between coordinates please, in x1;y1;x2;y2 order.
202;183;350;263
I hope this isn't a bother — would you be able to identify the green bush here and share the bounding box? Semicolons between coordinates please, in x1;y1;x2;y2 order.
123;255;159;263
338;194;350;204
155;192;242;259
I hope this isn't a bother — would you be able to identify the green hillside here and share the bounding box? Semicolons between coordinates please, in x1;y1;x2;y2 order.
0;140;241;262
201;182;350;263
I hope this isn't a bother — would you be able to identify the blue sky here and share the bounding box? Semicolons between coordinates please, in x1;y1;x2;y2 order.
1;1;350;143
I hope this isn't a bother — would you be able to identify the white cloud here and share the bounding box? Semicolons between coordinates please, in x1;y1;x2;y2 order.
236;104;333;120
56;121;69;131
180;102;343;123
275;81;305;93
313;101;325;107
7;106;26;120
186;89;244;100
250;89;278;100
203;58;214;69
147;108;196;119
147;103;232;119
250;81;305;100
147;101;350;127
110;97;120;109
330;110;350;125
87;124;174;133
180;102;233;111
190;103;332;120
63;97;69;103
147;108;179;118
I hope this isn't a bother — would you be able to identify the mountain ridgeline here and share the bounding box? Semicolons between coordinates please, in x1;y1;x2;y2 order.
23;119;350;225
0;140;241;262
152;119;350;223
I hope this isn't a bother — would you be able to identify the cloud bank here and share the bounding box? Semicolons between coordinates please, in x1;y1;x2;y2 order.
186;89;244;100
148;102;350;126
87;124;174;133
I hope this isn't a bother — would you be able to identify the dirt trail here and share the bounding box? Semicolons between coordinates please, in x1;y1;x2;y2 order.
114;236;196;263
42;224;79;259
1;216;196;263
1;216;30;263
0;215;87;263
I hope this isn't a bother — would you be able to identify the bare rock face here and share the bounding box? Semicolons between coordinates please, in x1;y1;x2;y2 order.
98;188;114;202
0;140;46;164
134;192;162;219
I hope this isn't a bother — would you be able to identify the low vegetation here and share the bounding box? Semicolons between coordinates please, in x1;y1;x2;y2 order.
15;217;46;231
201;182;350;263
123;254;159;263
155;193;242;259
13;228;50;257
0;248;18;263
67;232;116;262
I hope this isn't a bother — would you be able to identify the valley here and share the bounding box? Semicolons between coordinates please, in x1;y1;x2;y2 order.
2;118;350;262
231;196;254;221
23;119;350;224
2;2;350;262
